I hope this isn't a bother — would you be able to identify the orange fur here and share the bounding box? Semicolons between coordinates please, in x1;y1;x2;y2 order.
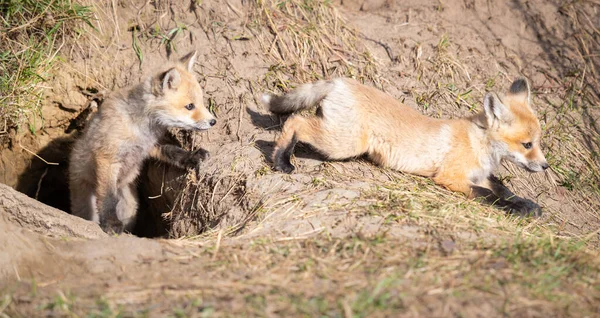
264;78;549;216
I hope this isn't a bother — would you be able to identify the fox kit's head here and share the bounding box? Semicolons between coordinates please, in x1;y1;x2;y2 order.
483;78;549;172
151;50;216;131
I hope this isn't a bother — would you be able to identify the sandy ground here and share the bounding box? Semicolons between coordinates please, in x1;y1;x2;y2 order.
1;0;599;316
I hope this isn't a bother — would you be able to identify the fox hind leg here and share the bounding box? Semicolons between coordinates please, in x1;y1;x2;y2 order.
273;115;323;173
273;114;364;173
116;183;139;232
273;116;305;173
273;133;298;173
70;180;99;223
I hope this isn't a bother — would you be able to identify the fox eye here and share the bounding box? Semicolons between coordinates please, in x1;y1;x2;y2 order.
185;103;195;111
522;142;532;149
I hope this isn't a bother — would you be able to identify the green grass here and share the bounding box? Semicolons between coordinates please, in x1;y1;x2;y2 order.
2;217;599;317
0;0;93;134
1;0;599;316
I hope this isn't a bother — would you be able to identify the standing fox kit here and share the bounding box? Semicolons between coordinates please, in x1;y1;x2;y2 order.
69;51;216;233
263;78;548;216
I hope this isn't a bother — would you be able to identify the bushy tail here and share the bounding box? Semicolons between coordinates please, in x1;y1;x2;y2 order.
261;80;335;114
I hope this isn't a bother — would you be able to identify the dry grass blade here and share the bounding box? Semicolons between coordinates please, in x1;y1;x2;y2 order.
249;0;384;90
0;0;94;134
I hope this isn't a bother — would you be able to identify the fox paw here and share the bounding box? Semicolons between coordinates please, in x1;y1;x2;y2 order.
183;148;209;169
509;199;542;218
100;216;124;234
273;150;295;174
274;160;295;174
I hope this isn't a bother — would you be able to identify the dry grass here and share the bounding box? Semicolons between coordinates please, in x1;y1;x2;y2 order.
0;0;93;135
545;0;600;191
167;0;385;237
2;0;600;316
249;0;384;90
3;216;599;316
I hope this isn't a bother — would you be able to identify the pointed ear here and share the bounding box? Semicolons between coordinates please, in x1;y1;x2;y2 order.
179;50;197;72
508;78;530;104
483;92;512;126
160;68;181;92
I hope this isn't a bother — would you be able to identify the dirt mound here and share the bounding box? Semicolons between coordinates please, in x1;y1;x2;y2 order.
0;183;105;239
1;0;600;315
0;0;597;241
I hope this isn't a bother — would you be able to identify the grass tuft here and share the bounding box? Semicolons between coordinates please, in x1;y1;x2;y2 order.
249;0;383;91
0;0;93;135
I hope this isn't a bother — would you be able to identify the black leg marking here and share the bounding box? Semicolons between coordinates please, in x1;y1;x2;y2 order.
181;148;210;169
100;191;123;234
487;175;516;199
158;144;209;169
273;134;298;174
471;185;542;217
488;175;542;217
508;199;542;217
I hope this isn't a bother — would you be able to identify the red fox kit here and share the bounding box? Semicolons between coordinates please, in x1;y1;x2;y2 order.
263;78;548;216
69;51;216;233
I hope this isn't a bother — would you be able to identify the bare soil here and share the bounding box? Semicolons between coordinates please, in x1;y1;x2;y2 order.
1;0;599;316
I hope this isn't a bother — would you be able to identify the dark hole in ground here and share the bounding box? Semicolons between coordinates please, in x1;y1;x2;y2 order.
14;134;177;238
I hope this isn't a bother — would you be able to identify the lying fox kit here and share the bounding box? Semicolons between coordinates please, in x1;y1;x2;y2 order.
263;78;548;216
69;51;216;233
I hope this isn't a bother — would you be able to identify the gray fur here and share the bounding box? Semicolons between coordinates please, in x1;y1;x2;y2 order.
262;80;335;114
69;77;165;233
69;50;212;234
509;78;529;95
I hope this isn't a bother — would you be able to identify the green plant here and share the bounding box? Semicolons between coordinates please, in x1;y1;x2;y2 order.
0;0;94;133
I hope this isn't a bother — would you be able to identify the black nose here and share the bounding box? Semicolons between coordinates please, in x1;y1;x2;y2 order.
541;162;549;170
209;119;217;126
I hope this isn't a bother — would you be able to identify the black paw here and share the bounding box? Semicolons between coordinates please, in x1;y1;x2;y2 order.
274;160;295;174
508;199;542;218
183;148;209;169
100;215;124;234
273;148;295;173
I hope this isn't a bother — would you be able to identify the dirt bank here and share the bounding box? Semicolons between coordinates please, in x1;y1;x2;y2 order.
1;0;599;316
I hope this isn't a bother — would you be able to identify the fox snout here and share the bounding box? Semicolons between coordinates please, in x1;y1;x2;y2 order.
190;104;216;130
194;117;217;131
513;148;549;173
524;160;549;172
507;153;549;173
524;145;549;172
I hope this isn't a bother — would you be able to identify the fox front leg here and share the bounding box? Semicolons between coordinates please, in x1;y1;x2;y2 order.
470;176;542;217
150;144;209;169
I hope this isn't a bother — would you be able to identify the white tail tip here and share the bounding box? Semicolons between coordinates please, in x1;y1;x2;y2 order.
260;93;272;105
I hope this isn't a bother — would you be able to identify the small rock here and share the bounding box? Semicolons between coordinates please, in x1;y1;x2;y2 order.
440;239;456;254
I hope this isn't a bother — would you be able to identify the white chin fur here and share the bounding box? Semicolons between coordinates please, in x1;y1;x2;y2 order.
196;122;213;130
155;113;211;131
508;152;528;168
526;163;545;172
508;152;543;172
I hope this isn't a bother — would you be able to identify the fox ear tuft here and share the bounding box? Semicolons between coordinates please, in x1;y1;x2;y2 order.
508;78;530;104
179;50;197;72
483;92;512;126
160;68;181;92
